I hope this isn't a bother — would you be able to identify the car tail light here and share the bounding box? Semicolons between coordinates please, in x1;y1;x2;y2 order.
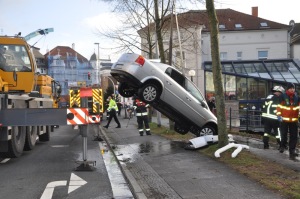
135;55;145;66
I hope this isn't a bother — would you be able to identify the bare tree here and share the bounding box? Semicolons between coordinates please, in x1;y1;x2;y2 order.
97;0;211;132
97;0;174;59
205;0;228;147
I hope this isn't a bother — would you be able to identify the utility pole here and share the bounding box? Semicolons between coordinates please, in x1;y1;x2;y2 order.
94;42;100;85
94;43;100;66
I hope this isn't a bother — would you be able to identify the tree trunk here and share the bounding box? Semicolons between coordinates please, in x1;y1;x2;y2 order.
206;0;228;147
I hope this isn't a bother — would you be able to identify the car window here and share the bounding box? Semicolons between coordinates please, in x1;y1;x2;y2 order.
185;78;205;102
165;67;184;87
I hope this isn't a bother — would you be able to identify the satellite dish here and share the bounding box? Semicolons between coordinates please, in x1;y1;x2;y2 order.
289;20;295;26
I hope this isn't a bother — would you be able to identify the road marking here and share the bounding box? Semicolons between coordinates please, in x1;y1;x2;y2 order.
0;158;10;163
40;181;67;199
68;173;87;194
51;145;69;148
40;173;87;199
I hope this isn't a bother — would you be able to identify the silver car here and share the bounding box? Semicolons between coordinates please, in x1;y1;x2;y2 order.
111;53;218;137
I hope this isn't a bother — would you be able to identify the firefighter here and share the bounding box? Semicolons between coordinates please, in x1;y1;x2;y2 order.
103;95;121;128
207;96;216;114
133;96;151;136
261;86;284;149
276;82;299;160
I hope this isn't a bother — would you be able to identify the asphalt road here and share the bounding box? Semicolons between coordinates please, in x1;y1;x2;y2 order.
0;125;132;199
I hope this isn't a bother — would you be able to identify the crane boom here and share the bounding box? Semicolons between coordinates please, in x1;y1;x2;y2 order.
24;28;54;41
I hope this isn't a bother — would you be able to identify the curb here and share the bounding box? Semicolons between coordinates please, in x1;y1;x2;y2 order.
99;126;147;199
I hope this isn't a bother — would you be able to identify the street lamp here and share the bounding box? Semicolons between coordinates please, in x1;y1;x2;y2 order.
94;42;100;67
189;69;196;82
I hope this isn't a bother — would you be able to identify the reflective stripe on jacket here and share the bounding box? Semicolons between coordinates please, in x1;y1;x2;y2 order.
136;112;148;116
262;94;280;120
133;99;149;115
276;93;300;122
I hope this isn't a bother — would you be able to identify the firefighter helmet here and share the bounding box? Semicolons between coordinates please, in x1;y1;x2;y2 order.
272;86;285;93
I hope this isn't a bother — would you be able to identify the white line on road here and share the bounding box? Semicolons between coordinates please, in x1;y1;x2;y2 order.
40;181;67;199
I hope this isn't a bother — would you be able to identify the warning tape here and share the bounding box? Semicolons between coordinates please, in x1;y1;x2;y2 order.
88;115;100;123
67;108;101;125
67;108;89;125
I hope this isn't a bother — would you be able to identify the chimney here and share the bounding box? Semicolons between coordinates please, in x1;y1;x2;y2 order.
252;7;258;17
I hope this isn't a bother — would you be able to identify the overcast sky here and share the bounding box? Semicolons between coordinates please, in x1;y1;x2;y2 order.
0;0;299;62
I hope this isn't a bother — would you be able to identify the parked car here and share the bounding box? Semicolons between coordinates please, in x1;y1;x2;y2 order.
110;53;218;137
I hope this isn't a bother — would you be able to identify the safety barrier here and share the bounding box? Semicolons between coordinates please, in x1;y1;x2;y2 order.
226;108;264;133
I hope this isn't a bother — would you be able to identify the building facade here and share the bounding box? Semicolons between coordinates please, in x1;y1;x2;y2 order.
139;8;292;94
45;45;113;106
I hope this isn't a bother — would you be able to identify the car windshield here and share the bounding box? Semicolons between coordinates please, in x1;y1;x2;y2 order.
185;78;205;103
0;44;32;72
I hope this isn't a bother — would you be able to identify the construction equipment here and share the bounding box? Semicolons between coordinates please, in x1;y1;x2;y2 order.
24;28;54;42
0;35;64;158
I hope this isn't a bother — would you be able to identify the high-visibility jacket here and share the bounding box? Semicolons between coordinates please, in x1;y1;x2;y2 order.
276;92;300;122
262;94;281;120
133;99;149;116
107;99;118;112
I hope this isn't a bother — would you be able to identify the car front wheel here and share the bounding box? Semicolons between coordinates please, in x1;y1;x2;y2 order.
138;83;160;103
197;125;216;137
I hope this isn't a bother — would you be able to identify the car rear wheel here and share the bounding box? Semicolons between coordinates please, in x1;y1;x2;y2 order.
138;83;160;103
174;123;189;134
197;125;216;137
118;82;135;97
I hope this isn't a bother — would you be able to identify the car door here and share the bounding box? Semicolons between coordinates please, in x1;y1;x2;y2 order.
184;77;215;126
162;67;191;117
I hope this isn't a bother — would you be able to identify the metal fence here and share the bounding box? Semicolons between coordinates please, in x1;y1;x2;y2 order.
226;108;264;133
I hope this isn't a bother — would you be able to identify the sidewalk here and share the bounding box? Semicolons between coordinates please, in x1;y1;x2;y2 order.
100;115;294;199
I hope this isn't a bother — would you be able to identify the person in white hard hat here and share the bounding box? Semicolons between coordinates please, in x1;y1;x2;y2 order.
261;85;285;149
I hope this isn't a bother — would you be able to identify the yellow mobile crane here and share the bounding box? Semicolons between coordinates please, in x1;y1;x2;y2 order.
0;34;62;158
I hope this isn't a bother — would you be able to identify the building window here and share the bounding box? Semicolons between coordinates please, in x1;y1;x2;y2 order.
260;22;268;27
205;72;215;99
235;24;242;29
258;50;268;60
225;75;236;100
237;52;242;60
175;51;185;67
219;24;226;29
175;51;185;60
220;52;227;60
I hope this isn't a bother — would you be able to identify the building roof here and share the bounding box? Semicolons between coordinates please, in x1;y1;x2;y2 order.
90;52;97;61
139;8;290;35
175;9;290;32
44;46;88;63
32;47;44;59
204;59;300;84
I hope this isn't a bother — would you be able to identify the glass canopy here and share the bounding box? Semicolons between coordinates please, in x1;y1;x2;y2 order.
203;59;300;84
